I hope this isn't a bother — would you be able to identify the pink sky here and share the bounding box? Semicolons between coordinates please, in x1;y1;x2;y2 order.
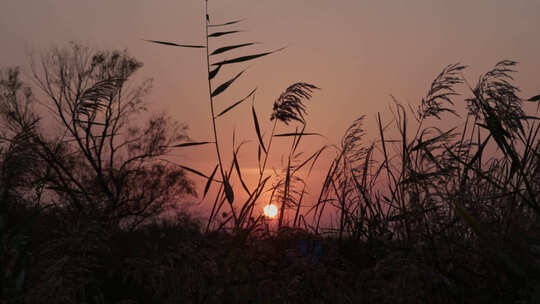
1;0;539;221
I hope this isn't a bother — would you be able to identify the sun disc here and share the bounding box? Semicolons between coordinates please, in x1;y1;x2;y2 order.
263;204;278;218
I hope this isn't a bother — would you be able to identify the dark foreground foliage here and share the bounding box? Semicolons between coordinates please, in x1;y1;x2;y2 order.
2;201;540;304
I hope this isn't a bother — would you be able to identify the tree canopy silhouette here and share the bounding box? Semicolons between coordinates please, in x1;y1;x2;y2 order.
0;43;195;229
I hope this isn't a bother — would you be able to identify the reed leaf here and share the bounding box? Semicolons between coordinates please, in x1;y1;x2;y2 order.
527;95;540;102
143;39;205;48
273;132;321;137
210;43;257;56
170;141;214;148
293;146;326;174
292;125;305;152
528;94;540;111
208;19;245;27
211;48;284;66
257;145;262;174
203;164;219;199
211;70;245;98
208;65;221;80
224;180;234;204
252;104;267;154
520;116;540;121
178;165;209;179
215;88;257;118
233;150;251;196
208;30;241;38
410;128;456;151
528;95;540;102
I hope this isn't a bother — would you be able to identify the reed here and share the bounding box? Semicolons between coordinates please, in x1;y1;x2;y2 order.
4;1;540;302
146;1;324;234
309;60;540;301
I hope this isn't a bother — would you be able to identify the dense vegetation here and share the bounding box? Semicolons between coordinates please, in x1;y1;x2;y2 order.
2;3;540;303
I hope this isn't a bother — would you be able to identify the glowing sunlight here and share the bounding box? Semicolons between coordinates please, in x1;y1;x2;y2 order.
263;204;278;218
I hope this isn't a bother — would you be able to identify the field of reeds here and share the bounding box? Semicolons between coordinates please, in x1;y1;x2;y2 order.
1;2;540;303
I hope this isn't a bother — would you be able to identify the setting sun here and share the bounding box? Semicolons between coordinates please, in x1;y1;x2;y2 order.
263;204;278;218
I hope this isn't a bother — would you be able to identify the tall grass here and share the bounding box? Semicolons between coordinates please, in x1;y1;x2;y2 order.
147;1;324;235
308;60;540;301
2;0;540;302
146;4;540;298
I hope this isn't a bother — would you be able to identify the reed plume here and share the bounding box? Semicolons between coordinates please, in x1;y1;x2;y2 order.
270;82;319;125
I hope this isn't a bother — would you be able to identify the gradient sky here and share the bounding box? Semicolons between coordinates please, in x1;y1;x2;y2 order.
1;0;540;219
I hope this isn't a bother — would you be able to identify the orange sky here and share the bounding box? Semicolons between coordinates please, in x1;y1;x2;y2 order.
1;0;540;221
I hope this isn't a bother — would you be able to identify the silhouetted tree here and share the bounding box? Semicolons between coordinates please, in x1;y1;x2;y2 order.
0;43;195;229
0;67;41;207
